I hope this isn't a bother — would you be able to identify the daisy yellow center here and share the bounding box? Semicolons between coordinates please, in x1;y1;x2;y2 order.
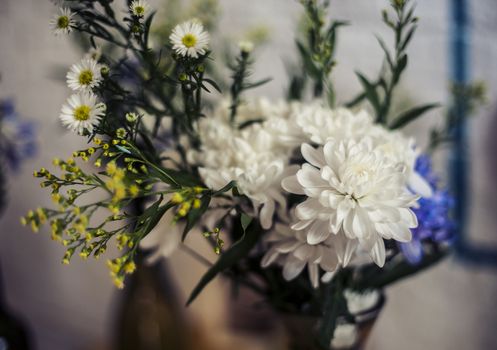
57;16;70;29
134;6;145;15
74;105;91;121
182;34;197;48
78;70;94;86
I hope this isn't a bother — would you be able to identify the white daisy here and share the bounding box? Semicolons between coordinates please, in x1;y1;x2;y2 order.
66;58;102;92
59;92;106;135
129;0;150;18
282;139;419;267
50;7;76;36
170;20;210;58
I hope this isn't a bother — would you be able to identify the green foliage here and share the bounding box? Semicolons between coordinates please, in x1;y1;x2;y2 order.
186;214;262;305
288;0;347;104
429;81;487;151
389;103;440;129
350;249;448;291
229;48;272;125
317;273;348;349
349;0;438;127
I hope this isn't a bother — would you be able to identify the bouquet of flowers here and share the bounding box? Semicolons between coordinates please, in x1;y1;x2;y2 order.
23;0;477;348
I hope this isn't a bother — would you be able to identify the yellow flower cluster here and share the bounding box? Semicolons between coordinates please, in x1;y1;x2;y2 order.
20;208;47;233
202;227;224;255
107;257;136;289
171;186;205;218
23;134;200;290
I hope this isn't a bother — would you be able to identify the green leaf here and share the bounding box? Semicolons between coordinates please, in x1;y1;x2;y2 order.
389;103;440;129
318;276;347;349
186;218;262;305
203;78;222;93
211;180;238;196
400;26;417;52
143;201;175;236
351;250;448;291
238;118;265;130
240;213;252;231
244;77;272;90
148;167;180;187
296;41;320;77
182;196;211;241
115;145;131;154
344;92;366;108
143;11;157;46
166;169;203;187
392;54;408;85
376;35;393;69
356;72;381;113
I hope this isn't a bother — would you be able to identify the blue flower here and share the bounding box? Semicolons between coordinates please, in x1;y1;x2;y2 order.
0;99;37;172
400;155;455;264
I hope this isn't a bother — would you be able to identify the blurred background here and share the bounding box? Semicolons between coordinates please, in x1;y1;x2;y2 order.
1;0;497;349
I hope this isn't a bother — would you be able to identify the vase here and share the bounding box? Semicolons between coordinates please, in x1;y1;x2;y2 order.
280;292;385;350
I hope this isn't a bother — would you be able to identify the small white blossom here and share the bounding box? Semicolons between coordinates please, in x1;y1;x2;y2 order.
59;92;106;135
129;0;150;18
238;40;254;54
50;7;76;35
66;58;102;92
125;112;139;124
344;289;381;315
170;20;210;58
84;46;102;62
331;323;358;349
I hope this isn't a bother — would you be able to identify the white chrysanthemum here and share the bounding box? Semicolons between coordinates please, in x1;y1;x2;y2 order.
194;126;295;229
66;58;102;92
203;98;305;153
189;100;299;229
59;92;106;135
368;125;433;197
294;105;432;197
296;105;374;145
129;0;150;18
50;7;76;35
170;20;210;58
261;215;360;288
282;139;419;267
